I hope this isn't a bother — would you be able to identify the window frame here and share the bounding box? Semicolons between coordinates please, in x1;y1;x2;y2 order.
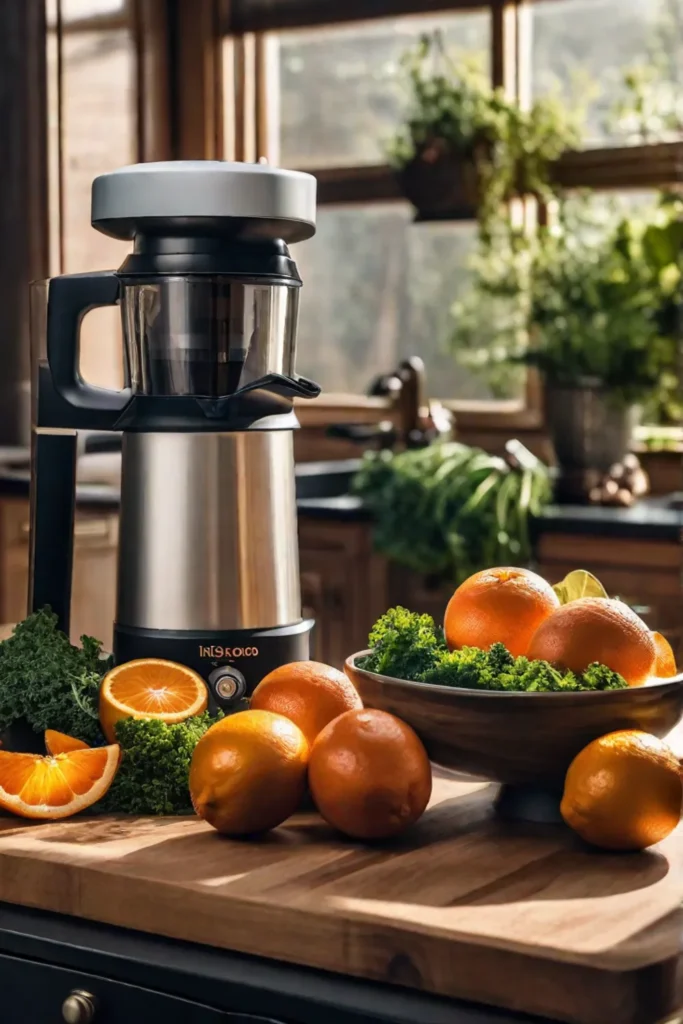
221;0;683;434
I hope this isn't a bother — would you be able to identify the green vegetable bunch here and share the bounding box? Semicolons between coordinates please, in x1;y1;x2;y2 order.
0;609;108;745
0;609;229;816
99;713;224;816
360;607;627;692
352;440;551;585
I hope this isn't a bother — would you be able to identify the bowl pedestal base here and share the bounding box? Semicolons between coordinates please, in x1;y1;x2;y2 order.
495;783;566;824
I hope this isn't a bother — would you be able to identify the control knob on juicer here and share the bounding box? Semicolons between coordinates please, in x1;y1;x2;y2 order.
208;665;247;706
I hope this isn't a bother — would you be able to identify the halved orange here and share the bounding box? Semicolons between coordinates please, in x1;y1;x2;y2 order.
44;730;89;755
99;658;208;742
0;744;120;819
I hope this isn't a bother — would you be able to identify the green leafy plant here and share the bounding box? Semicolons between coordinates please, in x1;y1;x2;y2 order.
452;194;683;417
352;440;551;585
360;607;627;691
388;32;582;237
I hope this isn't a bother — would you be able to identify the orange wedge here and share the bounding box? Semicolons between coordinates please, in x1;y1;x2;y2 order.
0;744;120;819
652;632;677;679
99;658;208;743
44;730;89;755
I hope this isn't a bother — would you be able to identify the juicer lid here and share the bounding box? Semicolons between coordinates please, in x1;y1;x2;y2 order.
91;161;317;243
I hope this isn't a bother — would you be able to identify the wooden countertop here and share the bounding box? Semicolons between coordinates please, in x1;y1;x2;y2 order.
0;772;682;1024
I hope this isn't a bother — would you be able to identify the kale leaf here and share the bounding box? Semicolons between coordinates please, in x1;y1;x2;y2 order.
0;609;108;745
359;606;447;680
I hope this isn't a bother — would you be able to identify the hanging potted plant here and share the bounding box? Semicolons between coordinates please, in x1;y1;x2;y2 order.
387;32;581;232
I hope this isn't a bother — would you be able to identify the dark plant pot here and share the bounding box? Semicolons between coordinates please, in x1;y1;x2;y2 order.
396;144;480;221
544;382;637;503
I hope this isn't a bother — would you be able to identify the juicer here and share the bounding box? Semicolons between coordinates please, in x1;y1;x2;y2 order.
29;160;319;709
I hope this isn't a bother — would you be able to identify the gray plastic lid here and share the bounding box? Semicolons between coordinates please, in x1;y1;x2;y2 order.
91;161;317;243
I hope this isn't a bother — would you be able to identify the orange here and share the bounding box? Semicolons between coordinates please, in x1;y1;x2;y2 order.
561;730;682;850
0;744;120;820
527;598;656;687
99;659;208;742
652;632;677;679
44;730;89;755
189;709;309;836
308;708;432;840
444;567;559;657
250;660;362;746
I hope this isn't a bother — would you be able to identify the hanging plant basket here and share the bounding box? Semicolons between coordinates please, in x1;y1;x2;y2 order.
395;139;487;223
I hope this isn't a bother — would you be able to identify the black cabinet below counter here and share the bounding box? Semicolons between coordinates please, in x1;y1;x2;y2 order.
0;904;528;1024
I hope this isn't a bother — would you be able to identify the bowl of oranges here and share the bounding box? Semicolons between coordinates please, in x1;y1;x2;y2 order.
345;567;683;790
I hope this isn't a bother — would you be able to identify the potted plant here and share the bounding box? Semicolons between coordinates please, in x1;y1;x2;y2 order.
451;196;682;499
387;32;581;232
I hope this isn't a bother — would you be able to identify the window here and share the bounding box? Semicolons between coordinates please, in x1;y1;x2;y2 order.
220;0;683;422
532;0;683;147
294;206;500;400
235;9;492;405
278;12;490;169
48;0;137;388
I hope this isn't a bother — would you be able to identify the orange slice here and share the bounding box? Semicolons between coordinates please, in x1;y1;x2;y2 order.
99;658;208;743
44;730;89;755
0;744;120;819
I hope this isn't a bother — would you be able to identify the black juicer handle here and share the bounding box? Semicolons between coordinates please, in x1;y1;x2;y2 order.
47;272;131;423
31;273;128;637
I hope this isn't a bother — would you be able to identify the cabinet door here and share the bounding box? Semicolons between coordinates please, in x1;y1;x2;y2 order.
0;951;283;1023
300;553;350;668
299;519;388;668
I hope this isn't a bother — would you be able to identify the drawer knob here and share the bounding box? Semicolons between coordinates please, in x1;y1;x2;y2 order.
62;990;96;1024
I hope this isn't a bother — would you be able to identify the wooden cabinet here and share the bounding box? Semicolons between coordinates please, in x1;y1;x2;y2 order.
298;519;388;669
0;498;118;649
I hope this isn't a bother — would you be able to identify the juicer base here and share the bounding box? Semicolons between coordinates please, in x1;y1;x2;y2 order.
113;620;314;712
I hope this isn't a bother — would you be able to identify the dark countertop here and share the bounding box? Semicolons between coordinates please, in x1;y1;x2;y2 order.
297;496;683;539
0;447;679;539
533;498;683;541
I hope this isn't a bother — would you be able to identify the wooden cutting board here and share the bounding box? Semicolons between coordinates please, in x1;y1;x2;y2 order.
0;773;681;1024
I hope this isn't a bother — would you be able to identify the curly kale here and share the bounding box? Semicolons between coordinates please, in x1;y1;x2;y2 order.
0;609;108;745
98;712;224;816
362;607;629;693
580;662;629;691
359;606;447;680
424;646;493;689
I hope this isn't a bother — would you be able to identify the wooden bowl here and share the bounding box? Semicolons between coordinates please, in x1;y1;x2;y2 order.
345;652;683;786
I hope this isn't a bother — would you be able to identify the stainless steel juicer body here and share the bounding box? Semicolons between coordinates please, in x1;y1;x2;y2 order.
116;431;300;633
29;161;319;709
